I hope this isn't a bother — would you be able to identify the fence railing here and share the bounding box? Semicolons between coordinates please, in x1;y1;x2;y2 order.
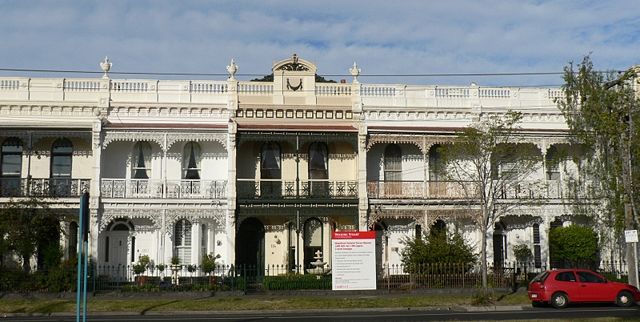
100;179;227;199
0;177;90;198
237;179;358;200
2;260;632;293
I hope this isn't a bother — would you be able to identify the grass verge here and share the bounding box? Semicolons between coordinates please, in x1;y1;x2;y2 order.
0;292;531;314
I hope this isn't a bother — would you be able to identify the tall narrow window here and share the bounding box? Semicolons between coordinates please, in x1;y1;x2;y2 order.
174;219;192;264
131;142;152;179
428;144;442;181
51;138;73;196
182;142;201;180
533;223;541;268
260;142;281;197
383;144;402;181
546;146;561;180
260;142;281;179
309;142;329;196
1;137;23;196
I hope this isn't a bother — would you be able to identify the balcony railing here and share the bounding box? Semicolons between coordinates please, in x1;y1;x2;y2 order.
100;179;227;199
0;177;90;198
237;179;357;201
367;180;596;200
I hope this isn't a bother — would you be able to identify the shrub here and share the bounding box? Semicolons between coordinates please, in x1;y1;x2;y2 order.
133;255;151;275
513;244;532;263
401;230;476;272
549;225;598;268
263;274;331;290
201;254;219;275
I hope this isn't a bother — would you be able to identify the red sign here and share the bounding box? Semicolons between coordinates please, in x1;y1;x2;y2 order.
332;231;376;239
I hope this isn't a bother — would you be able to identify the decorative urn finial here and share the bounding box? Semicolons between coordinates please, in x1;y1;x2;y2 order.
100;56;112;79
226;59;238;81
349;62;361;83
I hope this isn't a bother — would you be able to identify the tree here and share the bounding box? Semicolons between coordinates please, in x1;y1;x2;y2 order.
549;225;598;268
438;111;542;290
557;57;640;282
401;230;476;271
0;198;62;272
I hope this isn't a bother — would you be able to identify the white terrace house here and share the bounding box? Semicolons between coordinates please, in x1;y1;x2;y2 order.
0;55;605;275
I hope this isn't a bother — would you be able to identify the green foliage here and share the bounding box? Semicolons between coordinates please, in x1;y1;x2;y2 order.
171;256;180;265
132;255;150;275
262;274;331;290
558;56;640;232
512;244;532;263
401;230;476;271
0;197;61;272
156;264;166;272
549;225;598;268
201;254;219;275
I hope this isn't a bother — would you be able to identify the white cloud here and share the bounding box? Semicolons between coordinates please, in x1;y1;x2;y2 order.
0;0;638;86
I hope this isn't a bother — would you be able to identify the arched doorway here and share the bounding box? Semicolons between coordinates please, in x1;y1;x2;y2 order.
303;218;323;270
104;220;134;267
235;217;265;272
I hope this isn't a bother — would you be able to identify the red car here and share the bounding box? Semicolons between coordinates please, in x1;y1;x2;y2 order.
528;269;640;308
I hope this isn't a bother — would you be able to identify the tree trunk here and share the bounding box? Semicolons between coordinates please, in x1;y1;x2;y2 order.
481;227;488;290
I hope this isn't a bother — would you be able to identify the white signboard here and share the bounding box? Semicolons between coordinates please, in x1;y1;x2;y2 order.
332;231;377;290
625;230;638;243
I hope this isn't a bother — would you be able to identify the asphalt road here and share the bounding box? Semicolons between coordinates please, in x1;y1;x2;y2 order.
3;306;640;322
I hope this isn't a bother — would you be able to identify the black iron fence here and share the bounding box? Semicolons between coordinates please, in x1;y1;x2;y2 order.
1;261;632;293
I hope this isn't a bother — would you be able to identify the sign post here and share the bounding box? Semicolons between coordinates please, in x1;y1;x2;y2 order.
76;192;89;322
331;231;376;290
624;230;638;288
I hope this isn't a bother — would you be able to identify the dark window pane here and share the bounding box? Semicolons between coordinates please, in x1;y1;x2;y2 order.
2;154;21;176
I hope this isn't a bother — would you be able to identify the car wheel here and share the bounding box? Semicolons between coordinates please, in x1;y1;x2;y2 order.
551;292;569;309
616;291;634;307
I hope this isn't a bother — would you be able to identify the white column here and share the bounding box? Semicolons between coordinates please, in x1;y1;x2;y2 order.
191;221;201;266
358;130;368;230
89;120;103;262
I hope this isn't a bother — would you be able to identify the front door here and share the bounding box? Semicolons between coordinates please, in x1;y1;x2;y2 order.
235;217;265;275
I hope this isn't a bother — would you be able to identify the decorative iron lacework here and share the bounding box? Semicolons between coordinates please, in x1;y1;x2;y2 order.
366;134;455;154
165;209;226;236
99;209;161;232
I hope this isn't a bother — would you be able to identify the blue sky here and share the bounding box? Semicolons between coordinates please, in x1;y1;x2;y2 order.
0;0;638;86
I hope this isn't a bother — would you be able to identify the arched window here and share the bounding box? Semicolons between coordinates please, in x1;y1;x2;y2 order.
430;219;446;237
303;218;323;270
131;142;152;179
51;138;73;196
182;142;201;180
174;219;192;264
384;144;402;181
1;138;23;196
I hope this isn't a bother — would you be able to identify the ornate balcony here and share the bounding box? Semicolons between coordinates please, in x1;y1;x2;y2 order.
237;179;357;202
100;179;227;199
0;177;90;198
367;180;593;200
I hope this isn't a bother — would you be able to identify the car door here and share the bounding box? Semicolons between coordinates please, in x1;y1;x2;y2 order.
576;270;611;302
553;271;583;301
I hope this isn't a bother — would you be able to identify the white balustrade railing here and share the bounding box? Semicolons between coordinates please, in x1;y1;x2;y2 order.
361;85;397;97
100;179;227;199
479;87;510;98
190;81;227;93
0;79;20;90
111;81;149;92
435;87;470;98
64;80;101;91
315;83;351;96
238;82;273;94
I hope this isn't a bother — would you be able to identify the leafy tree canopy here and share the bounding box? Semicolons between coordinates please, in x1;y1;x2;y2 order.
549;225;598;268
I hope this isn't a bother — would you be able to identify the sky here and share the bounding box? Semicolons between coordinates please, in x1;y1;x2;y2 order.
0;0;638;86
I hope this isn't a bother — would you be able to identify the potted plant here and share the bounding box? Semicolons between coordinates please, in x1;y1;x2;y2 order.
170;256;181;285
133;255;151;286
201;253;220;287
